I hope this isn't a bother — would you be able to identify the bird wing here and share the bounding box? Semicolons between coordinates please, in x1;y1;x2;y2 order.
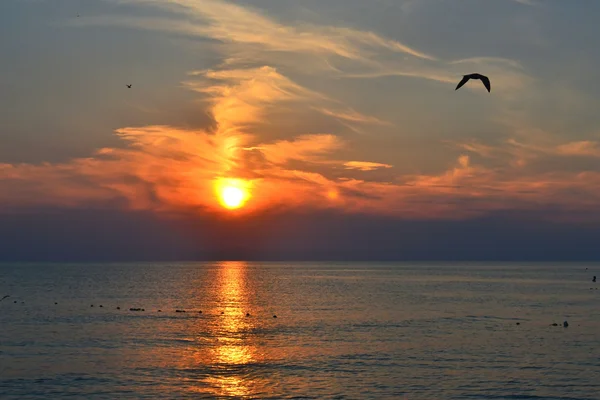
480;75;491;92
455;76;470;91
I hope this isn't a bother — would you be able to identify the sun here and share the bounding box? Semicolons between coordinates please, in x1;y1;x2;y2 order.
221;186;245;209
215;179;250;210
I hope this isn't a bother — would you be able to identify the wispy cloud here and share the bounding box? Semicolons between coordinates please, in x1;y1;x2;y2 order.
555;141;600;158
344;161;393;171
74;0;530;94
510;0;538;6
82;0;434;62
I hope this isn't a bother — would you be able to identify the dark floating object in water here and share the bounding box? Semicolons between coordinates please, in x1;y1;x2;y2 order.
552;323;558;326
54;302;58;305
14;300;17;304
593;276;597;283
99;305;103;308
515;322;520;325
116;307;121;310
91;305;94;307
246;313;251;317
198;311;202;314
273;315;277;318
130;308;143;311
563;321;569;328
221;311;225;315
158;310;162;312
142;309;145;311
175;309;186;313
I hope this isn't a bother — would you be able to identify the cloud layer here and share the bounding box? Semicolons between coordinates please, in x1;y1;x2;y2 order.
2;0;600;228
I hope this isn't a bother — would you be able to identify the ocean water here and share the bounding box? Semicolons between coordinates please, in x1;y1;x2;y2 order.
0;262;598;399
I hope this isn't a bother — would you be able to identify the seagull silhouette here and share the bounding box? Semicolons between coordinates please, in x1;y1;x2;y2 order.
0;295;9;302
126;84;132;88
455;73;491;93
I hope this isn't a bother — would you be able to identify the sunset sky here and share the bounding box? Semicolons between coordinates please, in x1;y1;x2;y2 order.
2;0;600;261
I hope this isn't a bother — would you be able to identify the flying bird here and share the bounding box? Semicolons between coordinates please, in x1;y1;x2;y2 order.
455;73;491;93
126;84;132;88
0;295;9;302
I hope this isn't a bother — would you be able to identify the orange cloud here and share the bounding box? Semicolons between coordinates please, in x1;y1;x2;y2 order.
256;134;343;165
344;161;393;171
555;141;600;157
1;57;599;222
4;126;600;221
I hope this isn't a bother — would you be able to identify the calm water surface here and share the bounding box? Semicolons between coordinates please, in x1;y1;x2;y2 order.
0;262;599;399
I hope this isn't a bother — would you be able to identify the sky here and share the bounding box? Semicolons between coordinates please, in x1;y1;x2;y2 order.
2;0;600;261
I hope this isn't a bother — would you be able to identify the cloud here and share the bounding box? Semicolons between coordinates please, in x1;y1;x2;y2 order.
318;108;391;126
55;0;536;147
555;141;600;158
454;136;600;167
510;0;538;6
4;123;600;223
185;65;386;136
81;0;433;62
344;161;393;171
256;134;343;165
0;64;383;216
3;0;599;225
74;0;529;94
2;59;600;222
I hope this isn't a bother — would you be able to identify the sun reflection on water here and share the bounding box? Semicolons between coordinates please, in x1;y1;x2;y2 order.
206;261;257;397
136;261;266;398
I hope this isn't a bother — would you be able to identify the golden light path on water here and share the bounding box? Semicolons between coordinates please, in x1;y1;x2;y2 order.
206;261;257;397
123;261;279;397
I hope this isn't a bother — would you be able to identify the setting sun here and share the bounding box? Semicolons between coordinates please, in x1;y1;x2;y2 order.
221;186;245;209
215;178;251;210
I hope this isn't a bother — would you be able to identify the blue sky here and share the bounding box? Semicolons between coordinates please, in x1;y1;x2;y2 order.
1;0;600;260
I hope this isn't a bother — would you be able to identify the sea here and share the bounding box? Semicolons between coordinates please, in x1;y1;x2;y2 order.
0;262;598;399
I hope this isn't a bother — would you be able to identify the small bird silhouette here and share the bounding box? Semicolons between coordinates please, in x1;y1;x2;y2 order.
126;84;132;88
0;295;9;302
455;73;491;93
